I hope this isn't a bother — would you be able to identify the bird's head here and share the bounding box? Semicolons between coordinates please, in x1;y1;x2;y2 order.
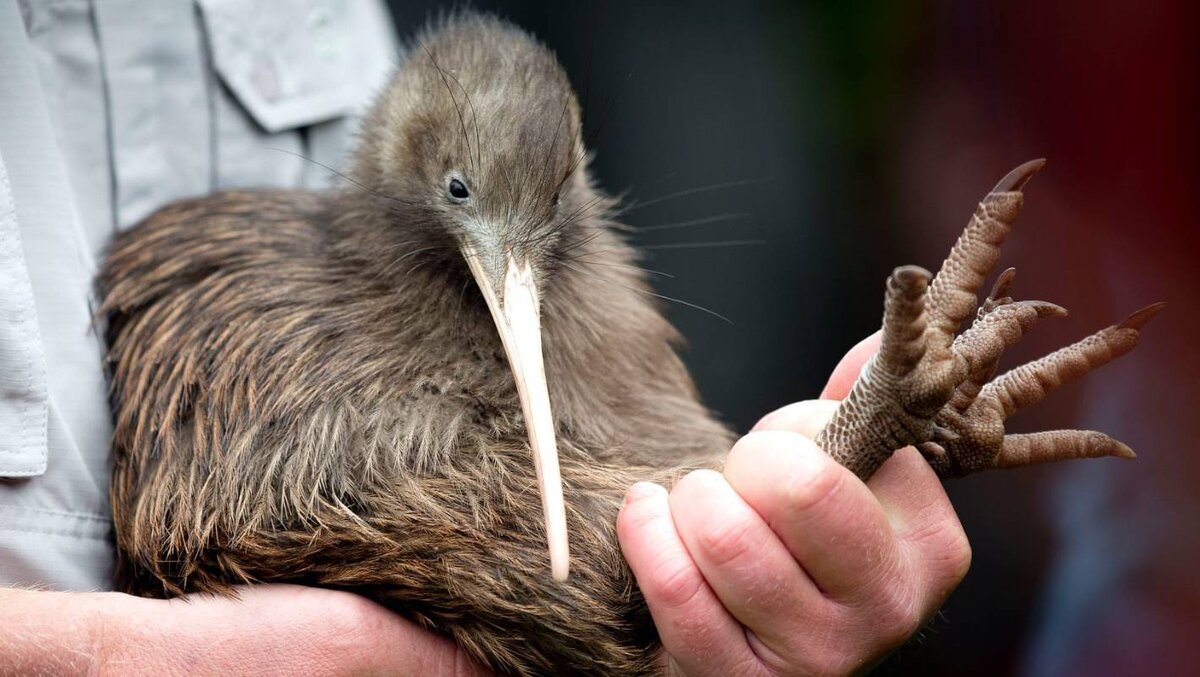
347;13;603;581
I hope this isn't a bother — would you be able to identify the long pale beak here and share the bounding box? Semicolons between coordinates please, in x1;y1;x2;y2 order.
463;246;570;581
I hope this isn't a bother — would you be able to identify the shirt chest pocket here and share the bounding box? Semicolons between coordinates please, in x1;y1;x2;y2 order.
194;0;396;197
198;0;359;134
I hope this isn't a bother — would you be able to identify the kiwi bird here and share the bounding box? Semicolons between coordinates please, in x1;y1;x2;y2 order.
98;13;1161;676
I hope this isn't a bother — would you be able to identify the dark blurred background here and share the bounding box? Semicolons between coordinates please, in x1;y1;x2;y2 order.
385;1;1198;674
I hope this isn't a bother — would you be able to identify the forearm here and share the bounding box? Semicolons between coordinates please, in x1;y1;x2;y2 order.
0;586;352;675
0;587;140;675
2;584;490;676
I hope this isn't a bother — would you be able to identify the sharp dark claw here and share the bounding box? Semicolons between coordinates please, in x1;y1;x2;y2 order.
991;158;1047;193
989;268;1017;301
1022;300;1069;318
932;425;961;442
918;440;949;458
1111;439;1138;459
1119;301;1167;330
893;265;932;289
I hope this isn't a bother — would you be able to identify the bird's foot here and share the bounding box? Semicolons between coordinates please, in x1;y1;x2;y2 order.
814;159;1164;480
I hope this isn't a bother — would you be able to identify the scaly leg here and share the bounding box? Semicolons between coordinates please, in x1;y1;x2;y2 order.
814;159;1163;481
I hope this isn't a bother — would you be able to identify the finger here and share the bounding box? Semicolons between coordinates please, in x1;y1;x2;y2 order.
369;610;495;677
751;399;838;437
722;431;907;605
820;331;882;399
669;468;826;657
754;332;878;433
617;482;758;677
750;407;971;617
866;447;972;604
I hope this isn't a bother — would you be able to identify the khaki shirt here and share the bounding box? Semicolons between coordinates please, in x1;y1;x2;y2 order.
0;0;397;590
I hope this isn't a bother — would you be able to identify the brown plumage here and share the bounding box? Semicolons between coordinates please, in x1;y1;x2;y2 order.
101;15;729;675
98;13;1159;676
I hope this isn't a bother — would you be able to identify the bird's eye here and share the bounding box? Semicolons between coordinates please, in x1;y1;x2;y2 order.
448;179;470;200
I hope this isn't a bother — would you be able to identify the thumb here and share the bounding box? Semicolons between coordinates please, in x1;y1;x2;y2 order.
819;331;881;400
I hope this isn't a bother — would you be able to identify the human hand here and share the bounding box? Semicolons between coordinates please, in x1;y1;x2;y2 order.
616;332;972;675
1;583;491;676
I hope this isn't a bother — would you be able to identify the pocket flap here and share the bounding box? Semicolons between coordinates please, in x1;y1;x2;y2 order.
198;0;359;133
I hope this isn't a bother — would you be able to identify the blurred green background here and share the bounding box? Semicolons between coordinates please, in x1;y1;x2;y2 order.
385;2;1198;673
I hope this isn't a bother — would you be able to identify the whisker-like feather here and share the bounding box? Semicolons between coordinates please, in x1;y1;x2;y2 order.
418;40;475;173
640;238;766;251
263;147;421;207
636;213;753;232
438;66;483;171
622;177;773;213
560;261;732;324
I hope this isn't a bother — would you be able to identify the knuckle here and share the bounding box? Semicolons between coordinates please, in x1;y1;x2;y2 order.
871;578;924;647
697;515;755;569
907;512;973;589
942;525;973;585
783;455;845;515
649;557;707;611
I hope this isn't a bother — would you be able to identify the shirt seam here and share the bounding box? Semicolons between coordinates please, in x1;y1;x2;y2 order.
0;503;110;523
0;523;111;540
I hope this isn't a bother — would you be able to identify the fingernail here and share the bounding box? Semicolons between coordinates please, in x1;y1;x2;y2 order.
625;482;663;505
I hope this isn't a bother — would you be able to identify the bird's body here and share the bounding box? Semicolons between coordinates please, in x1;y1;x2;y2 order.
102;185;730;673
99;13;1157;677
